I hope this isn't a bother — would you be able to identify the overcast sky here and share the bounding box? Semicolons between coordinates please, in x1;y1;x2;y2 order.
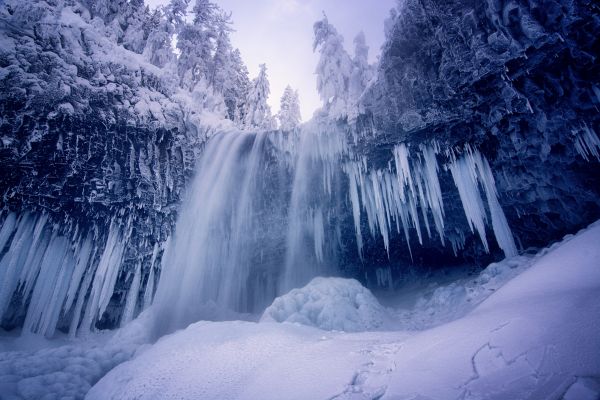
147;0;397;120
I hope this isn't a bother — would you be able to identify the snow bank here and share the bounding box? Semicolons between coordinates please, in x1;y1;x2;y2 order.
86;221;600;400
391;254;535;330
260;277;387;332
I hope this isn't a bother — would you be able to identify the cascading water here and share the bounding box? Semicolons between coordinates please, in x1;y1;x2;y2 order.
150;119;518;335
151;122;349;334
0;119;518;337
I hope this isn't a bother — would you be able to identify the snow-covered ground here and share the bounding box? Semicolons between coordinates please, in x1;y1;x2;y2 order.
2;222;600;399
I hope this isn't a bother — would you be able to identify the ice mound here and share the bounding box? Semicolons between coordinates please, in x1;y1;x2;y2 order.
260;277;387;332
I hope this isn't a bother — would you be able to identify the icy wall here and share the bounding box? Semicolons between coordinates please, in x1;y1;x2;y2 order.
0;1;219;334
361;0;600;256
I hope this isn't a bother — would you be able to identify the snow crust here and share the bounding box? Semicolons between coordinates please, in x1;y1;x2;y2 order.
84;221;600;400
260;277;387;332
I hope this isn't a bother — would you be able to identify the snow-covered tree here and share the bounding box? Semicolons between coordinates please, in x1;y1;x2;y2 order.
347;31;375;121
313;14;353;119
143;6;177;68
223;49;251;125
165;0;189;31
122;0;150;54
243;64;274;130
384;7;398;40
277;86;302;131
209;11;234;92
86;0;127;24
177;0;218;90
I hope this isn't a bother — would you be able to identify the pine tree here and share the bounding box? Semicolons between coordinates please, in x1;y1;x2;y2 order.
210;11;234;92
221;48;250;124
313;14;353;119
243;64;274;130
277;86;301;131
177;0;218;90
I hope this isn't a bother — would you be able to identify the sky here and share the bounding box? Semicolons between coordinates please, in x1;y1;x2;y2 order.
148;0;397;120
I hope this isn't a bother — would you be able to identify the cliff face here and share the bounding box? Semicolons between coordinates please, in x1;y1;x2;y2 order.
361;0;600;256
0;2;223;334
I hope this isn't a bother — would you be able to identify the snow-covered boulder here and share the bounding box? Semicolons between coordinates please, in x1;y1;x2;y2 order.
260;277;387;332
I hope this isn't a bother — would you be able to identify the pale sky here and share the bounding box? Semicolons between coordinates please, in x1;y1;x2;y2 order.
148;0;397;120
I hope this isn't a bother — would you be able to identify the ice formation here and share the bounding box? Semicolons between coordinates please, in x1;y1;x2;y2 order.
574;125;600;162
260;277;387;332
447;145;518;257
344;141;517;259
0;212;134;337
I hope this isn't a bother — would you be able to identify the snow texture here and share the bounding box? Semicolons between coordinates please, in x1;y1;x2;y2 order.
86;220;600;400
260;277;387;332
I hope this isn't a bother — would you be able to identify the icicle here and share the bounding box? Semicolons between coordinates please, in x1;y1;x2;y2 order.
121;262;141;326
447;147;490;252
345;162;364;258
420;143;445;241
447;146;517;258
0;213;38;319
312;208;325;263
448;230;466;256
375;266;393;290
63;235;94;314
393;143;413;202
143;261;155;311
574;125;600;162
80;219;128;332
0;212;17;253
471;152;518;257
22;233;74;336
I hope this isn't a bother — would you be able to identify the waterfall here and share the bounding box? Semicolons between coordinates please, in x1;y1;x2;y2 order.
150;122;518;335
0;121;518;337
151;123;352;333
153;132;291;333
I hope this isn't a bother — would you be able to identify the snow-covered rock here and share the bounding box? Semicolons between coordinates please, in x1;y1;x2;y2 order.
261;277;387;332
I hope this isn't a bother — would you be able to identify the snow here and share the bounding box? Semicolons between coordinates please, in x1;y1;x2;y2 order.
260;277;388;332
82;221;600;399
0;311;153;400
0;221;597;399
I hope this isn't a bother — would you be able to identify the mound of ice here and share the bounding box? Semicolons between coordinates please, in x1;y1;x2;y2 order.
260;277;387;332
